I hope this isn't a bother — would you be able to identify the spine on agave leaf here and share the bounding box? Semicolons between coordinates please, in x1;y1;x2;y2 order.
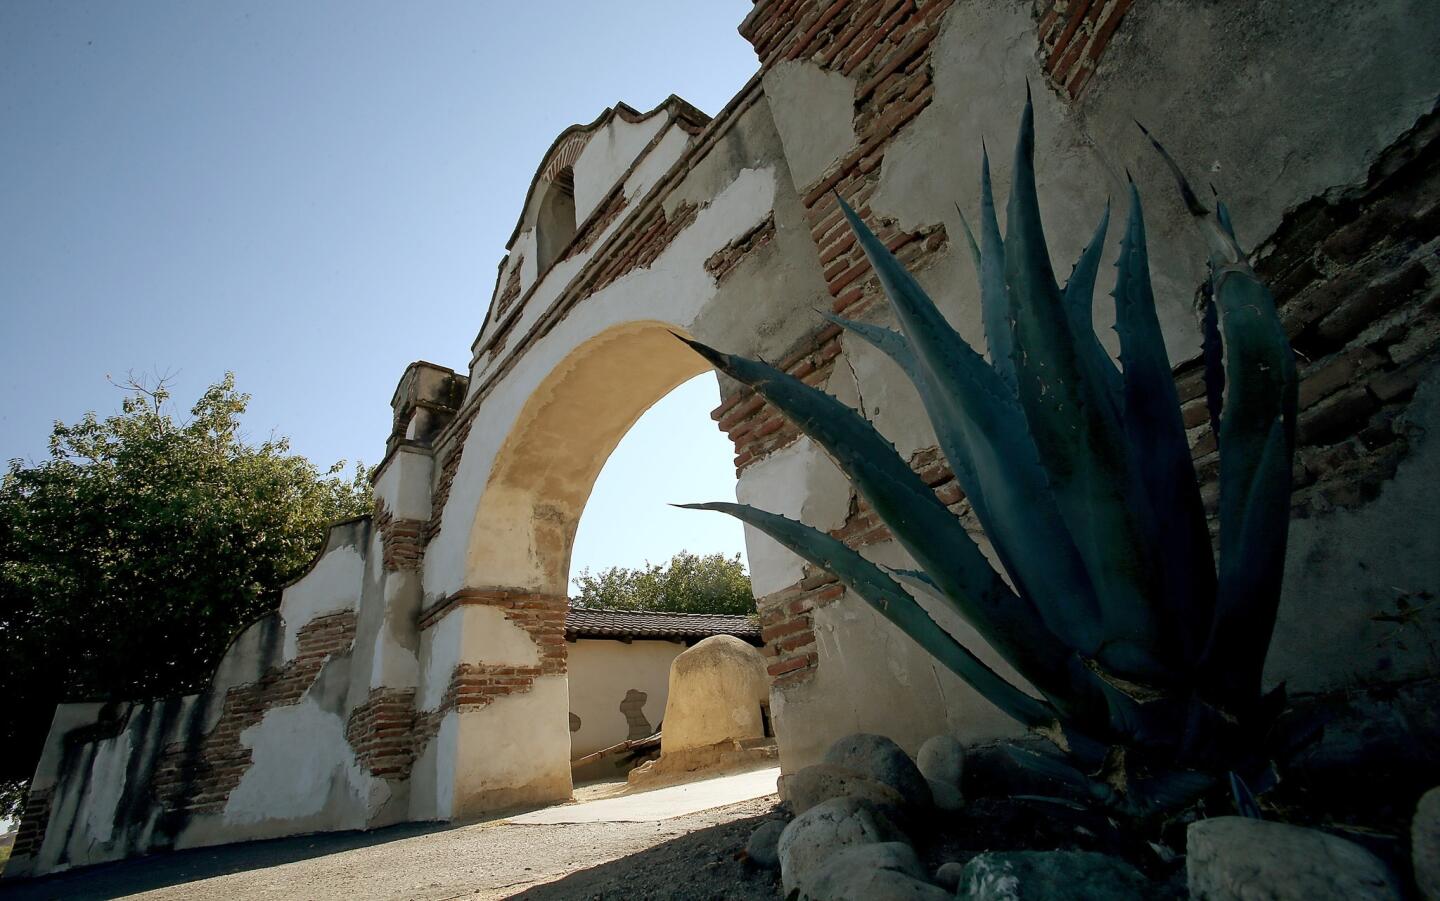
1112;182;1217;668
679;501;1059;730
1062;202;1125;413
1002;94;1172;686
673;335;1080;703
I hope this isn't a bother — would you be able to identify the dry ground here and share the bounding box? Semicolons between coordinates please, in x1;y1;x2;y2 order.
0;788;780;901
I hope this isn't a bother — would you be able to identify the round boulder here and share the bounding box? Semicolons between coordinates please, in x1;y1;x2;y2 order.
659;634;769;755
824;733;932;809
800;843;949;900
933;861;966;892
778;796;907;896
746;818;786;870
781;762;910;826
962;850;1155;900
916;734;965;811
1416;786;1440;901
1188;816;1400;900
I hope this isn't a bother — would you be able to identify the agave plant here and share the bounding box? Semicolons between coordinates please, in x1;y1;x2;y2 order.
679;96;1300;815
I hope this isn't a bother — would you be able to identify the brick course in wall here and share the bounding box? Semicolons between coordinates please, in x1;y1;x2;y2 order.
417;588;568;677
408;662;549;760
1181;104;1440;522
150;611;357;817
705;213;777;284
494;258;523;317
9;787;53;863
424;407;476;546
757;572;844;687
374;498;425;573
345;687;419;780
580;201;700;299
563;189;629;262
1034;0;1138;98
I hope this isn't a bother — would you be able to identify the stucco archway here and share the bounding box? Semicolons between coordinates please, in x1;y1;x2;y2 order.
464;320;713;598
421;321;717;816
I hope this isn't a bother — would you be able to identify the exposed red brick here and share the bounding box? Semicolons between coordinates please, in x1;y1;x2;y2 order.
418;589;568;677
151;611;357;816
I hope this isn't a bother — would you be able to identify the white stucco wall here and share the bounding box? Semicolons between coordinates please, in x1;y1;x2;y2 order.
736;437;851;597
573;113;669;222
567;638;685;758
428;163;780;599
223;695;368;828
278;540;363;661
451;676;572;816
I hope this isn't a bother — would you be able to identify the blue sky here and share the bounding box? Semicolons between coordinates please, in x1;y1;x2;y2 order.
0;1;756;585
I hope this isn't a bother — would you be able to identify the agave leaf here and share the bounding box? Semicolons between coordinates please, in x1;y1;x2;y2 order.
1139;131;1299;708
881;565;939;593
1201;283;1225;439
955;203;983;277
1004;94;1169;682
1204;387;1295;707
680;501;1057;729
1004;745;1117;805
675;336;1078;699
1113;182;1217;666
1062;201;1123;412
1127;769;1217;815
1229;771;1262;818
978;149;1016;393
1216;198;1238;244
820;298;1107;659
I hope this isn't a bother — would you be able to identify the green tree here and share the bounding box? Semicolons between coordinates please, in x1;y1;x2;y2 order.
571;551;754;616
0;374;371;817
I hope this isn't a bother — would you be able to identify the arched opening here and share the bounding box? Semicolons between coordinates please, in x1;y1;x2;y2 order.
564;370;750;778
535;166;577;273
461;321;756;795
466;321;713;597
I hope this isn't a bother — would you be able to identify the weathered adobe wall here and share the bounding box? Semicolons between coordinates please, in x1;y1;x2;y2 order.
721;0;1440;770
6;520;391;879
567;638;684;771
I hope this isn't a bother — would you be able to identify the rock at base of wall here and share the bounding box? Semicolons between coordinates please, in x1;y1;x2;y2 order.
961;850;1157;900
746;818;786;870
933;860;965;891
1414;787;1440;901
916;734;965;811
823;733;932;809
1187;816;1401;900
778;796;907;896
800;842;950;900
780;762;910;826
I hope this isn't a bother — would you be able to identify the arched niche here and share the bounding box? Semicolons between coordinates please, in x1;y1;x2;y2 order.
535;166;577;273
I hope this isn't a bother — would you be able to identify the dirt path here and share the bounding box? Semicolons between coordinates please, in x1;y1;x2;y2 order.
0;795;781;901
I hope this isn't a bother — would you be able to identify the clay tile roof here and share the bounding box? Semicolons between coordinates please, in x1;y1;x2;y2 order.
565;606;761;644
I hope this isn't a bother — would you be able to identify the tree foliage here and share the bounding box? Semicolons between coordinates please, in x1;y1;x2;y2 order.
0;375;371;815
571;551;754;616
